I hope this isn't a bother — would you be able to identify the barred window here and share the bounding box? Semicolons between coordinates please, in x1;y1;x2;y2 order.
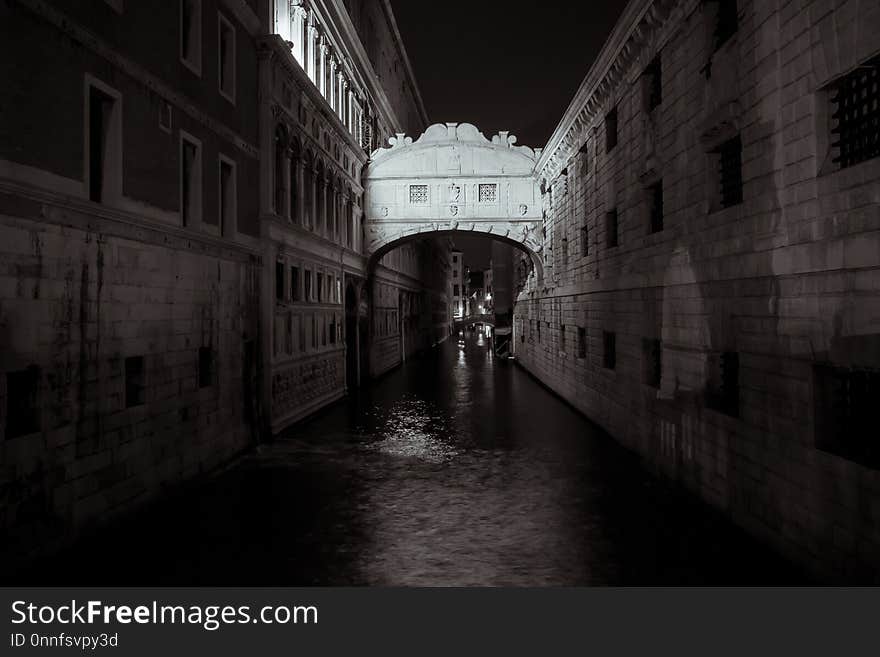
478;183;497;202
605;209;619;248
409;184;428;204
706;351;739;417
815;365;880;468
125;356;145;408
5;366;40;438
577;327;587;359
830;55;880;170
198;347;213;388
713;0;738;51
581;223;589;257
718;135;743;207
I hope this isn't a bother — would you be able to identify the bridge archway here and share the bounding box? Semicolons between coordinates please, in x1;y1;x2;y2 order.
363;122;545;284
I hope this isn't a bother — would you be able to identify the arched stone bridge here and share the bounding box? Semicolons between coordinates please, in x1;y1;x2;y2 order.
363;122;544;279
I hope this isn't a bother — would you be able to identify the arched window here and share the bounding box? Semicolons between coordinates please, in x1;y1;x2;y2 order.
289;138;300;224
274;124;288;216
315;159;325;234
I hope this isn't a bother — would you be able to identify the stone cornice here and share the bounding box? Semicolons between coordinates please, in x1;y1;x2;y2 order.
536;0;694;183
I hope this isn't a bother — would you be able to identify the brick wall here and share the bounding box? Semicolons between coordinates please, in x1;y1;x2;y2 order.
515;0;880;581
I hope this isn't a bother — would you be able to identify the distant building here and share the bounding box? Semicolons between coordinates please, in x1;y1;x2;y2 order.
451;250;464;318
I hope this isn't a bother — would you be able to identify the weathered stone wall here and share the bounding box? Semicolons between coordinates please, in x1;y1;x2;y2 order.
0;196;259;573
515;0;880;581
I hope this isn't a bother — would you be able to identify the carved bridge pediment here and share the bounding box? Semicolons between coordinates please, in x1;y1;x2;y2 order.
363;122;544;261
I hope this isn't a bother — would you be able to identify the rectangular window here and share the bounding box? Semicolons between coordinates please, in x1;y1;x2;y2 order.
713;0;738;51
409;184;428;204
88;86;112;203
180;0;202;74
577;327;587;359
605;209;619;248
581;223;589;257
814;365;880;468
5;367;40;438
180;133;202;226
198;346;213;388
275;262;285;301
605;107;618;153
291;266;300;302
478;183;497;202
718;135;743;208
218;14;236;102
218;156;235;235
125;356;145;408
830;54;880;170
645;54;662;111
454;284;460;296
649;180;663;233
643;338;662;388
305;270;313;302
316;273;324;302
707;351;739;417
603;331;616;370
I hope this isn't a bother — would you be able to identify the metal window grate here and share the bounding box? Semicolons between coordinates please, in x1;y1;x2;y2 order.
646;54;662;110
581;224;589;257
577;327;587;358
831;55;880;169
707;351;738;417
605;209;618;248
649;181;664;233
478;183;497;202
719;135;743;207
409;184;428;204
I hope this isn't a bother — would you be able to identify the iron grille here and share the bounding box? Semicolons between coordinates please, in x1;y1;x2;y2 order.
646;54;662;111
831;55;880;169
581;224;589;257
719;135;743;207
603;331;616;370
409;184;428;204
577;327;587;358
478;183;497;202
707;351;739;417
605;209;618;248
649;181;664;233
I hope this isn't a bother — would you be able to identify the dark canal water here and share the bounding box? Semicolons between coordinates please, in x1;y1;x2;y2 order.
20;331;807;585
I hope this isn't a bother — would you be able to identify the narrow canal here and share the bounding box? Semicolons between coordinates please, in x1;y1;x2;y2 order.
19;330;807;585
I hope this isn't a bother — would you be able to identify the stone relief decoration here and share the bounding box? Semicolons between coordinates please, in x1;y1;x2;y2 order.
370;122;538;163
380;207;388;217
448;183;461;203
519;203;529;216
449;205;459;216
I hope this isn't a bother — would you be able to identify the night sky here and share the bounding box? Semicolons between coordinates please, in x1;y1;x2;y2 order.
390;0;628;149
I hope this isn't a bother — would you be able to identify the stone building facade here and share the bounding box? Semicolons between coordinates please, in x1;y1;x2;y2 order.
515;0;880;580
0;0;264;566
0;0;446;568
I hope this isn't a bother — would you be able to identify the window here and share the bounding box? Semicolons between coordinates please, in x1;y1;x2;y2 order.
605;107;618;153
643;338;662;388
274;125;287;217
605;209;619;248
198;347;213;388
180;132;202;226
814;365;880;468
454;284;460;296
581;223;589;257
409;184;428;204
218;156;235;235
453;255;458;263
717;135;743;208
218;14;236;102
316;273;324;302
712;0;738;51
560;325;566;352
649;180;663;233
645;54;662;111
180;0;202;75
577;327;587;359
305;270;313;301
125;356;145;408
706;351;739;417
291;266;300;301
275;262;285;301
603;331;616;370
87;83;120;203
478;184;497;202
5;366;40;438
829;54;880;170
